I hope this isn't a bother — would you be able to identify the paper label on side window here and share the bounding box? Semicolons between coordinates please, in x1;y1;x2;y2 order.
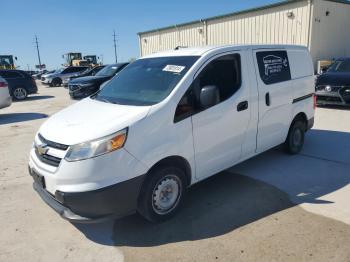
163;65;185;73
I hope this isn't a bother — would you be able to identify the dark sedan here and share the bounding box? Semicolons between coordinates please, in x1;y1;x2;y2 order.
68;63;128;99
0;70;38;100
315;57;350;106
63;65;105;87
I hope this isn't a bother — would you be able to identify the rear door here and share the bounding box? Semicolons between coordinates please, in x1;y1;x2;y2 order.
253;49;293;153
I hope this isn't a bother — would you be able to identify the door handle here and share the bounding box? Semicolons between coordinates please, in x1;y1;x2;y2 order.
265;92;271;106
237;101;248;112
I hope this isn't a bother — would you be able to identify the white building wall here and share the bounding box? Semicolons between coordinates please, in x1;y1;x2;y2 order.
139;1;312;57
206;1;311;47
310;0;350;63
139;0;350;67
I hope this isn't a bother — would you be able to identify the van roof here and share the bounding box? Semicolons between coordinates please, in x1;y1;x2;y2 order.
142;44;308;58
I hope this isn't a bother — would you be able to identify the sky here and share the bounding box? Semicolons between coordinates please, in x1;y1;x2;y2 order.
1;0;283;70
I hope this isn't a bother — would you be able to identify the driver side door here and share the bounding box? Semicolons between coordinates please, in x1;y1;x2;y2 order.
176;52;251;180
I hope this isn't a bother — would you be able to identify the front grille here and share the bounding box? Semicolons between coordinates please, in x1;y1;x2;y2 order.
35;134;69;167
38;133;68;150
35;150;61;167
317;96;342;103
69;84;81;92
339;87;350;103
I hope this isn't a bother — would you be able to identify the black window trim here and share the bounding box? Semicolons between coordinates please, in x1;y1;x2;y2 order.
174;51;242;123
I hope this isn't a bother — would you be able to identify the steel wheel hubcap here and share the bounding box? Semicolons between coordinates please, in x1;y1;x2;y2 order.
152;175;181;215
14;88;26;99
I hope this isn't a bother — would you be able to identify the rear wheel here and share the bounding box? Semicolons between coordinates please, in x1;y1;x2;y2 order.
138;166;187;222
284;120;305;154
12;87;28;100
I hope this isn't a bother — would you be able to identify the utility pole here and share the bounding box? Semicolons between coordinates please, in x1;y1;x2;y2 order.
113;30;118;63
34;35;42;70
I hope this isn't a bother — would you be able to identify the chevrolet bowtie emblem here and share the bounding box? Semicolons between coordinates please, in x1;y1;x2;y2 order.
36;143;49;155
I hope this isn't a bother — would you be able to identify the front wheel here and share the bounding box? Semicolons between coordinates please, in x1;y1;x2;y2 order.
50;78;61;87
12;87;28;100
138;166;187;222
284;120;305;154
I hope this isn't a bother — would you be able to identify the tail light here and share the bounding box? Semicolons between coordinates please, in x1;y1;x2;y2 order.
0;81;8;88
313;94;317;109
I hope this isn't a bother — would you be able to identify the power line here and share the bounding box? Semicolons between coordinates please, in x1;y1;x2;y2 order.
34;35;42;69
113;30;118;63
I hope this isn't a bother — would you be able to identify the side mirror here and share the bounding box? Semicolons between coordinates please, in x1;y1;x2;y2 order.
199;85;219;109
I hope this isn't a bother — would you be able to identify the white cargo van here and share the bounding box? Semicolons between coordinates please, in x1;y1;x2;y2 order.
29;45;315;223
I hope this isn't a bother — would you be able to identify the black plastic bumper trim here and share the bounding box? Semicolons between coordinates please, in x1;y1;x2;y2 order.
32;174;146;223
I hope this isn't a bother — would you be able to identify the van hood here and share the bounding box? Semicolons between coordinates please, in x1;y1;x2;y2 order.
39;98;151;145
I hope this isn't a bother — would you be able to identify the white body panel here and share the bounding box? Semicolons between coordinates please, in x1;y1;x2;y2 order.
30;44;315;196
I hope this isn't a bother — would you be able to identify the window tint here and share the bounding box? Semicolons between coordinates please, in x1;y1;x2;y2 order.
175;54;241;122
256;51;291;85
328;59;350;73
93;56;199;106
0;71;21;79
62;68;72;74
75;67;88;72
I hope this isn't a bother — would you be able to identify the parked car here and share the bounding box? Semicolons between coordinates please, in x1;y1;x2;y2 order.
0;70;37;100
29;45;315;223
32;70;48;80
68;63;128;99
41;66;89;87
315;57;350;106
62;65;105;88
0;76;12;109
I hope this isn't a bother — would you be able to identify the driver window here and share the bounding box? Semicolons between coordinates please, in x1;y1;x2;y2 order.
174;53;241;123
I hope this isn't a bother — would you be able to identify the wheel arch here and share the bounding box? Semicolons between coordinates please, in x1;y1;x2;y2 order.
291;112;308;130
146;156;192;187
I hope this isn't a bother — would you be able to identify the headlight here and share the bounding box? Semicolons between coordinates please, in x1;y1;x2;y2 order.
65;128;128;162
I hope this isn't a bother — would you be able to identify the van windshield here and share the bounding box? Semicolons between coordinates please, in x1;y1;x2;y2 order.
93;56;199;106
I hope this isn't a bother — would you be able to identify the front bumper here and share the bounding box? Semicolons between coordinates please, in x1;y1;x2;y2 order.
30;167;145;223
41;78;52;84
316;85;350;106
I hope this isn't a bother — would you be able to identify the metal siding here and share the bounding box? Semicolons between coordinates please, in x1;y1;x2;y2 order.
140;1;311;56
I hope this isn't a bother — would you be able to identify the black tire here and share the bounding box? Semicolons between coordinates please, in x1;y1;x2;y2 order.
137;166;187;223
50;78;62;87
284;119;306;155
12;87;28;100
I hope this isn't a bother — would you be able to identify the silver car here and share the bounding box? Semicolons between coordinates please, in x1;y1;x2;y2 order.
41;66;88;87
0;76;12;109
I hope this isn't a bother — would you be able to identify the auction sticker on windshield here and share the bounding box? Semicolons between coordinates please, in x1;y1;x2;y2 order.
163;65;186;73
